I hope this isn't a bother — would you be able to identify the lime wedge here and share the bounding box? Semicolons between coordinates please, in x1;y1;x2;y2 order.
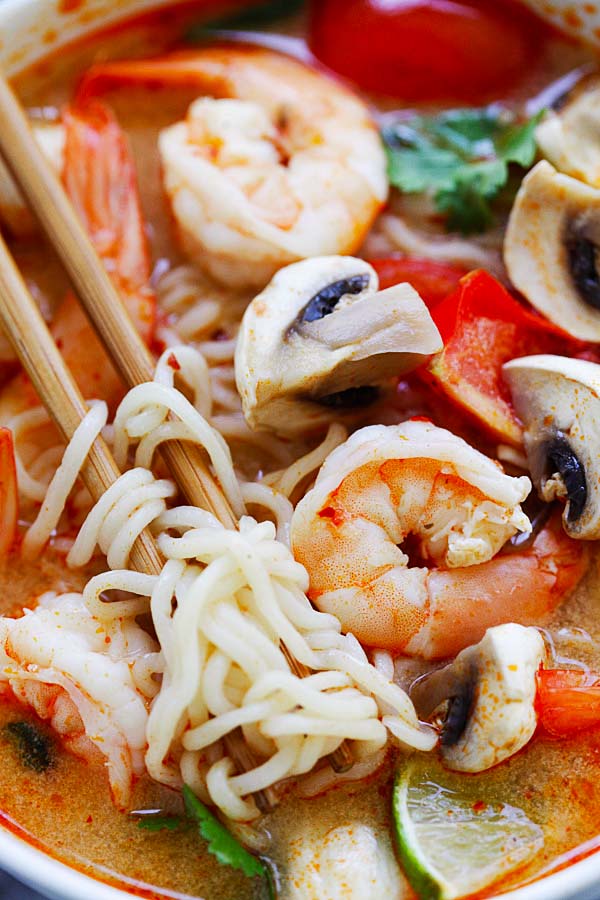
392;765;544;899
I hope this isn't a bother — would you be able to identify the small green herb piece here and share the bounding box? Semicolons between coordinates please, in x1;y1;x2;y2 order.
5;720;53;773
185;0;304;41
383;106;544;235
134;814;185;832
183;785;267;879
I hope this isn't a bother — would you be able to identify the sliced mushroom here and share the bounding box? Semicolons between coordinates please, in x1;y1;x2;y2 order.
536;75;600;188
504;160;600;340
285;823;409;899
0;123;65;236
235;255;442;434
411;623;545;772
504;354;600;539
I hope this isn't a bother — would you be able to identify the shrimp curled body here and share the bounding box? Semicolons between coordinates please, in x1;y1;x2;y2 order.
0;592;158;807
291;421;587;660
79;46;388;289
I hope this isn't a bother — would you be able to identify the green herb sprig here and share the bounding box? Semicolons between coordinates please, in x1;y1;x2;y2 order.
135;813;185;832
183;785;266;879
383;106;544;235
133;786;276;898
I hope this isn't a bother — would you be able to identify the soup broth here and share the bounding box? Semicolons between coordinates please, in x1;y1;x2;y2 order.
1;4;600;899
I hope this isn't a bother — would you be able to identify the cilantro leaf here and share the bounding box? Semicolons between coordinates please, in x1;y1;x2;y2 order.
425;106;505;158
383;106;544;235
495;110;544;167
386;144;460;194
435;159;507;233
182;785;267;881
136;814;184;832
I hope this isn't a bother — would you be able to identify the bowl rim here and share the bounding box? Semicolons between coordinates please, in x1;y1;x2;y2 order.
0;826;131;900
0;0;598;897
0;800;598;900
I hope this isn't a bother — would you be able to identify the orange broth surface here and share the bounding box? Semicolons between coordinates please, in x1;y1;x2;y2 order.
2;4;600;899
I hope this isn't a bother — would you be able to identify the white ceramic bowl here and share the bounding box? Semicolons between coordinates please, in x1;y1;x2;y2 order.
0;1;599;897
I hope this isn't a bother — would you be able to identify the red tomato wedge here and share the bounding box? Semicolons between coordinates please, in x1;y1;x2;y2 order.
537;669;600;737
422;270;595;447
309;0;545;103
368;257;466;310
0;428;18;559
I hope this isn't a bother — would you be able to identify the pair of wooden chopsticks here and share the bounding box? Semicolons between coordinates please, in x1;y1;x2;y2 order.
0;73;353;809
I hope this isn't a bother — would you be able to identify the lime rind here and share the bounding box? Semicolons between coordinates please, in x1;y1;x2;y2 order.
392;765;544;900
393;769;449;900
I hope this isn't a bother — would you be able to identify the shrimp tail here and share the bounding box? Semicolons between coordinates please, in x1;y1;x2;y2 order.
63;101;155;337
52;101;156;406
77;54;216;102
412;514;589;659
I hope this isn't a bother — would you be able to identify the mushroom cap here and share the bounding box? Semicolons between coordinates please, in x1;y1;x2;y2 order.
412;623;545;773
504;353;600;539
235;256;442;434
504;160;600;341
536;76;600;188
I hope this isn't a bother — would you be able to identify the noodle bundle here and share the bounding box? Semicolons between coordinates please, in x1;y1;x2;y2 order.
0;345;436;820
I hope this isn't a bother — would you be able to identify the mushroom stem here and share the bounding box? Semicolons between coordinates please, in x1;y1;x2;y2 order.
410;625;546;772
504;355;600;539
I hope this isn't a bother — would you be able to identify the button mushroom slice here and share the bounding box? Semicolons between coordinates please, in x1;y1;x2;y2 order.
411;624;546;773
536;75;600;189
235;255;442;434
504;354;600;539
285;823;410;899
504;160;600;341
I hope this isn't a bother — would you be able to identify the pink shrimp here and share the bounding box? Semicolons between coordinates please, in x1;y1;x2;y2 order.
0;592;157;808
291;420;588;660
53;101;156;407
1;101;155;416
76;46;387;289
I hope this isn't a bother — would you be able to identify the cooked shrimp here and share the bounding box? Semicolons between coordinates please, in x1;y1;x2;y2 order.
78;46;388;289
0;101;155;418
291;421;587;660
56;102;156;405
0;591;158;807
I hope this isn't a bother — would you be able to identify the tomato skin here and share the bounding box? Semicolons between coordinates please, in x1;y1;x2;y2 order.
536;669;600;737
309;0;545;103
368;257;466;310
422;270;595;446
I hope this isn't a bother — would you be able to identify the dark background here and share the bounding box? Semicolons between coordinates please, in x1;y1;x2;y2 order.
0;872;43;899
